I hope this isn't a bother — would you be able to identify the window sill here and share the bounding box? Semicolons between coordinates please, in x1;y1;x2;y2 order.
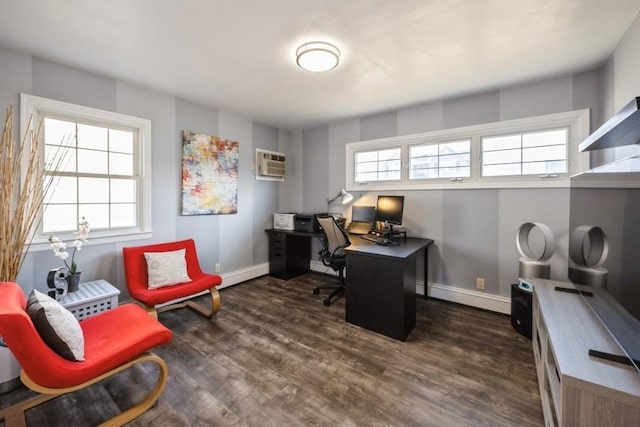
28;230;153;252
347;178;571;192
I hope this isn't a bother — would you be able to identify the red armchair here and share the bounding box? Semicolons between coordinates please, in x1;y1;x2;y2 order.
0;281;172;425
122;239;222;319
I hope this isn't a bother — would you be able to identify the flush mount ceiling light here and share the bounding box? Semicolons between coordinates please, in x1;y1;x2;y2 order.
296;41;340;72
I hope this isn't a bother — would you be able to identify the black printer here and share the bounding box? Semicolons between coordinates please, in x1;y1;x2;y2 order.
294;213;327;233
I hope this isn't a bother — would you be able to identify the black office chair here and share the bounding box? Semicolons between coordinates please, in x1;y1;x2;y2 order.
313;215;351;306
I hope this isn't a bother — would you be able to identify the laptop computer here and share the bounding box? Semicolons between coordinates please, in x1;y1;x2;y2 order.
346;205;375;235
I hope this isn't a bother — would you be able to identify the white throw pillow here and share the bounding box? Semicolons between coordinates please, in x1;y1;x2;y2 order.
26;289;85;361
144;248;192;289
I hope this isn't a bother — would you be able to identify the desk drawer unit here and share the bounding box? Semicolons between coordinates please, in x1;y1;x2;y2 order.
268;231;311;280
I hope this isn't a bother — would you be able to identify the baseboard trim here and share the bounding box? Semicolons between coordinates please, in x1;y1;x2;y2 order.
419;281;511;314
313;261;510;314
220;263;269;288
155;263;269;308
163;261;510;315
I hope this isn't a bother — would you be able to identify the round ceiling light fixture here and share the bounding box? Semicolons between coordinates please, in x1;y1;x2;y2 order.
296;41;340;72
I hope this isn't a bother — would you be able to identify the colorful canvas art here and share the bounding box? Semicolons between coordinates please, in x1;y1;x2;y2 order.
181;130;239;215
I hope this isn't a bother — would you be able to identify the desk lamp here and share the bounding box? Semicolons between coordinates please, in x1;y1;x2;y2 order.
327;189;353;206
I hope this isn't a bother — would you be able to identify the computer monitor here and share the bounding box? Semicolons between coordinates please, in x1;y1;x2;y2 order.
375;195;404;226
351;205;375;222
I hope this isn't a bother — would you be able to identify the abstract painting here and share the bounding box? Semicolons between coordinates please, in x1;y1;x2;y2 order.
181;130;239;215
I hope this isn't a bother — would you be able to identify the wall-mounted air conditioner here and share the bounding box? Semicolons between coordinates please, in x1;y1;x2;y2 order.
255;149;285;181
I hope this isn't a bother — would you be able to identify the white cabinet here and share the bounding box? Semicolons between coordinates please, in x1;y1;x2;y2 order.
531;279;640;426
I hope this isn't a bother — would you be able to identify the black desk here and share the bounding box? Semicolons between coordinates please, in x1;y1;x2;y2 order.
344;236;433;341
265;229;323;280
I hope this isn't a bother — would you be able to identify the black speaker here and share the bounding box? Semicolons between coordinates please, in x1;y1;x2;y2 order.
511;283;532;339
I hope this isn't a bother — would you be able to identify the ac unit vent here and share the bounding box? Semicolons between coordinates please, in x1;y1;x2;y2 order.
258;151;286;178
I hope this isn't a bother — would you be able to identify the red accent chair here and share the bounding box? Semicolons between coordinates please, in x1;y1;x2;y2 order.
0;281;173;426
123;239;222;319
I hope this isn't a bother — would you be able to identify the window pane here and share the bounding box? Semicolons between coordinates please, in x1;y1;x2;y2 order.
46;145;76;173
45;176;77;204
409;168;439;179
483;135;521;151
77;149;108;174
522;160;567;175
410;145;438;157
44;118;75;147
379;170;400;180
77;124;107;150
355;151;377;162
440;140;470;155
111;204;136;227
109;152;134;175
483;163;522;177
380;159;400;172
109;129;134;153
379;148;401;160
355;171;377;182
79;177;109;203
483;148;521;165
523;129;567;148
79;204;109;229
111;179;136;203
440;166;470;178
439;152;470;169
356;161;379;173
43;204;77;234
523;145;566;162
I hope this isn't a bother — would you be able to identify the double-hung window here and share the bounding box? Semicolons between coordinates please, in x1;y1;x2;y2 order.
21;94;152;247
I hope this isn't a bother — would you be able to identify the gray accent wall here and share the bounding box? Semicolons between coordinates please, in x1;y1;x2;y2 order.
302;70;603;298
1;44;284;299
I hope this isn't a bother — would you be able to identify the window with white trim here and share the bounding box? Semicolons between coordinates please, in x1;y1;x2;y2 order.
21;94;152;246
409;139;471;180
481;128;568;177
345;109;590;191
354;147;401;182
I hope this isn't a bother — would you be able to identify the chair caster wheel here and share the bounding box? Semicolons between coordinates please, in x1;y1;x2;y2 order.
313;288;320;295
323;299;331;307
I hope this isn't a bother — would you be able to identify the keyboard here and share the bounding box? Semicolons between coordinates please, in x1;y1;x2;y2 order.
360;235;399;246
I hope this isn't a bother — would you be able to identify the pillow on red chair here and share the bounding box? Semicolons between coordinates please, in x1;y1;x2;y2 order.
26;290;85;361
144;249;192;289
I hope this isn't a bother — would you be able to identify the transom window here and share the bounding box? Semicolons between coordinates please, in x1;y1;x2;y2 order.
354;148;401;182
481;128;568;177
409;139;471;180
21;94;152;247
345;109;589;190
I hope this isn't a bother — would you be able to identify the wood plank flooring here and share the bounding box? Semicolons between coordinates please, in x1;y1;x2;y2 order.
0;273;543;426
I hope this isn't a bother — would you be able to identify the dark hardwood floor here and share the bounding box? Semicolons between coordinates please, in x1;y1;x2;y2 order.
0;273;543;426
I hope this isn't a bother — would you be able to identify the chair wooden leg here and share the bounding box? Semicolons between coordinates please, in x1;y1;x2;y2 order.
0;353;168;427
155;286;221;319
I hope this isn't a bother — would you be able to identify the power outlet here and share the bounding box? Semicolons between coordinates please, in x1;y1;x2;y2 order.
215;263;221;273
476;278;485;290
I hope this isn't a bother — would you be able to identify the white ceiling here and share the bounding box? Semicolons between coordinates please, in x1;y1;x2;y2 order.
0;0;639;130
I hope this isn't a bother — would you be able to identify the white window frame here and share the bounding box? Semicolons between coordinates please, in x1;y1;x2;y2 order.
21;93;152;250
345;109;590;191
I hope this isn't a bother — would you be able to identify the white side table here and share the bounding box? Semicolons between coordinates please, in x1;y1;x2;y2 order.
58;279;120;321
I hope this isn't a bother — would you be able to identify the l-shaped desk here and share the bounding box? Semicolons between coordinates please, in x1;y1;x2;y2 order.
266;229;433;341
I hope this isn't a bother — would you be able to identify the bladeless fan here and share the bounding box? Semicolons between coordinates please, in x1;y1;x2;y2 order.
568;225;608;288
516;222;556;279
